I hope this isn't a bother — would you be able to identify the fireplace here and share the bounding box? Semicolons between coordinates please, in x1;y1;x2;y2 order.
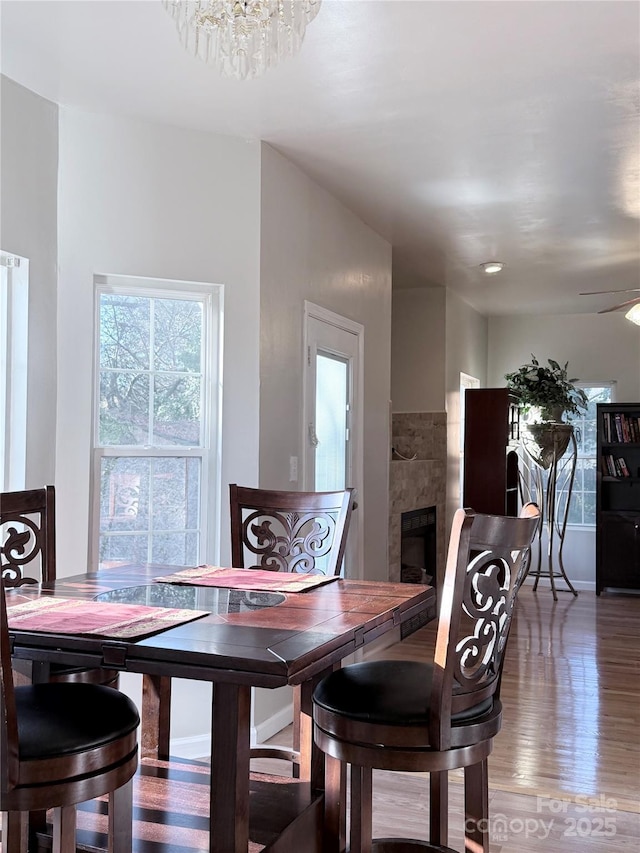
400;505;437;638
400;506;437;587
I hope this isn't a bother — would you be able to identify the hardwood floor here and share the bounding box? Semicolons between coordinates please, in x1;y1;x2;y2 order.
263;585;640;851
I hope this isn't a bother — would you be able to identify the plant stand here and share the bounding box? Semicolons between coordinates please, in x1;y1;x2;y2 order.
519;424;579;601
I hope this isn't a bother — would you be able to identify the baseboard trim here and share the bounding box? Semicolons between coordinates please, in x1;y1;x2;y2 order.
522;576;596;592
168;733;212;760
252;702;294;747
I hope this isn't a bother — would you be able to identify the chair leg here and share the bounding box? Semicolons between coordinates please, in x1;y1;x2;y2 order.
323;753;347;853
292;683;302;778
464;759;489;853
429;769;449;846
2;811;29;853
350;765;373;853
109;776;134;853
51;805;76;853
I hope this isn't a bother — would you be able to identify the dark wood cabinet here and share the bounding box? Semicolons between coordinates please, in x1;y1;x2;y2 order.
463;388;520;516
596;402;640;595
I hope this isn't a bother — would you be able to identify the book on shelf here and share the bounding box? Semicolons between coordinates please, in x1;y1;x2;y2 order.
602;454;632;478
616;457;631;478
604;412;640;444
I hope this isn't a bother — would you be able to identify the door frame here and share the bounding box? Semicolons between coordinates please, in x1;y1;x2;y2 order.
302;301;364;580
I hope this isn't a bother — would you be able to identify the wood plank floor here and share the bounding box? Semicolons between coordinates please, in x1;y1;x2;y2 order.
263;585;640;852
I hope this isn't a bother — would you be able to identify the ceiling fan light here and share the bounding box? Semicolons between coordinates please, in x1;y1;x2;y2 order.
481;262;504;275
625;304;640;325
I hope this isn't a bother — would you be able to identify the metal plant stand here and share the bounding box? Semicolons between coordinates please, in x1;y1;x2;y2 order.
519;424;579;601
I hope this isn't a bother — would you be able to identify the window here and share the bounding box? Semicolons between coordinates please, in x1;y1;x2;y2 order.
522;384;614;526
92;275;222;569
562;384;614;525
0;251;29;491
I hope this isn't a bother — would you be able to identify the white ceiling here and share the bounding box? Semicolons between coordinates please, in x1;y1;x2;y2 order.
1;0;639;316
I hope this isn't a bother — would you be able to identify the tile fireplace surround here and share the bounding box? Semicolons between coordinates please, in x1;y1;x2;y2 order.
389;412;447;587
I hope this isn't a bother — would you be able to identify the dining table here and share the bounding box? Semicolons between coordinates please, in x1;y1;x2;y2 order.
5;562;436;853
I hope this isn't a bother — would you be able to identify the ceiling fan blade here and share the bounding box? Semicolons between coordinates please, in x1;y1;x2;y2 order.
598;296;640;314
581;288;640;295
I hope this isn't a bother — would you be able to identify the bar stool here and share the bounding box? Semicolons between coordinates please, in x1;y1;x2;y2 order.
313;504;540;853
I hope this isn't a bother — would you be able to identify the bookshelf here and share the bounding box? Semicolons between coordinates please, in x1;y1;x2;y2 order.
596;402;640;595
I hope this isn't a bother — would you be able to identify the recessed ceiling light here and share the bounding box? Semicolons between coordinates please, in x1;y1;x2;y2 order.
481;262;504;275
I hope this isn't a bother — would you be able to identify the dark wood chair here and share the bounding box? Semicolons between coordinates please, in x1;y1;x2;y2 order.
231;484;356;776
312;502;540;853
0;486;119;688
143;485;356;765
0;575;140;853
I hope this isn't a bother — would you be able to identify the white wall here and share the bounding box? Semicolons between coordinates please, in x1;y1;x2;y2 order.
0;77;58;487
391;287;446;412
488;312;640;589
488;313;640;398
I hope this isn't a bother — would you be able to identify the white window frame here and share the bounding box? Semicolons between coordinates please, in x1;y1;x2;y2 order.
0;251;29;491
90;274;223;569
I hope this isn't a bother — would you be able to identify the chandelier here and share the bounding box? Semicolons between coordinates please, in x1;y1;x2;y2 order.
163;0;322;80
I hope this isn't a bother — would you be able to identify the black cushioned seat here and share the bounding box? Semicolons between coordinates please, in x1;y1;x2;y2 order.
313;660;494;727
16;683;139;760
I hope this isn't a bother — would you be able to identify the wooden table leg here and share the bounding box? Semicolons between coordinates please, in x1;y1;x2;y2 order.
210;682;252;853
300;664;346;850
141;674;172;760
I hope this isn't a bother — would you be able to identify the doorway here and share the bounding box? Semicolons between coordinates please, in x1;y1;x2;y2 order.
303;302;363;578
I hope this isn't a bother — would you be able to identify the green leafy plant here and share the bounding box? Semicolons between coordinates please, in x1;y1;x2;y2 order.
504;355;588;421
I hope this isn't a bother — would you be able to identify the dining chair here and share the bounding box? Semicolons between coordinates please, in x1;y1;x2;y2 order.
143;484;356;765
231;484;357;776
0;486;119;688
0;575;140;853
312;502;540;853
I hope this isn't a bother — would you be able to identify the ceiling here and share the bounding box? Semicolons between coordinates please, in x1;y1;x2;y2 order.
1;1;639;317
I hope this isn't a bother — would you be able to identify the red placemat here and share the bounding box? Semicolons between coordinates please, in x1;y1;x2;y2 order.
154;565;340;593
6;597;209;640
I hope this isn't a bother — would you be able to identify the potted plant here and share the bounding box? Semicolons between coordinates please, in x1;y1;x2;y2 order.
504;356;588;423
504;356;588;468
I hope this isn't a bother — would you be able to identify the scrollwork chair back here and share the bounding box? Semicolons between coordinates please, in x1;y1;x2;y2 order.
0;486;56;588
230;485;356;576
429;502;540;749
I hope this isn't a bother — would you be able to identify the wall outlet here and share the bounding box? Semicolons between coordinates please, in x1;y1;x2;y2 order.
289;456;298;482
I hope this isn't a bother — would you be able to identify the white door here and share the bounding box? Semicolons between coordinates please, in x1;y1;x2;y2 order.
303;303;363;579
0;251;29;491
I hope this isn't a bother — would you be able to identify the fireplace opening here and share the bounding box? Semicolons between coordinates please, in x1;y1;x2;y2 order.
400;506;437;638
400;506;437;587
